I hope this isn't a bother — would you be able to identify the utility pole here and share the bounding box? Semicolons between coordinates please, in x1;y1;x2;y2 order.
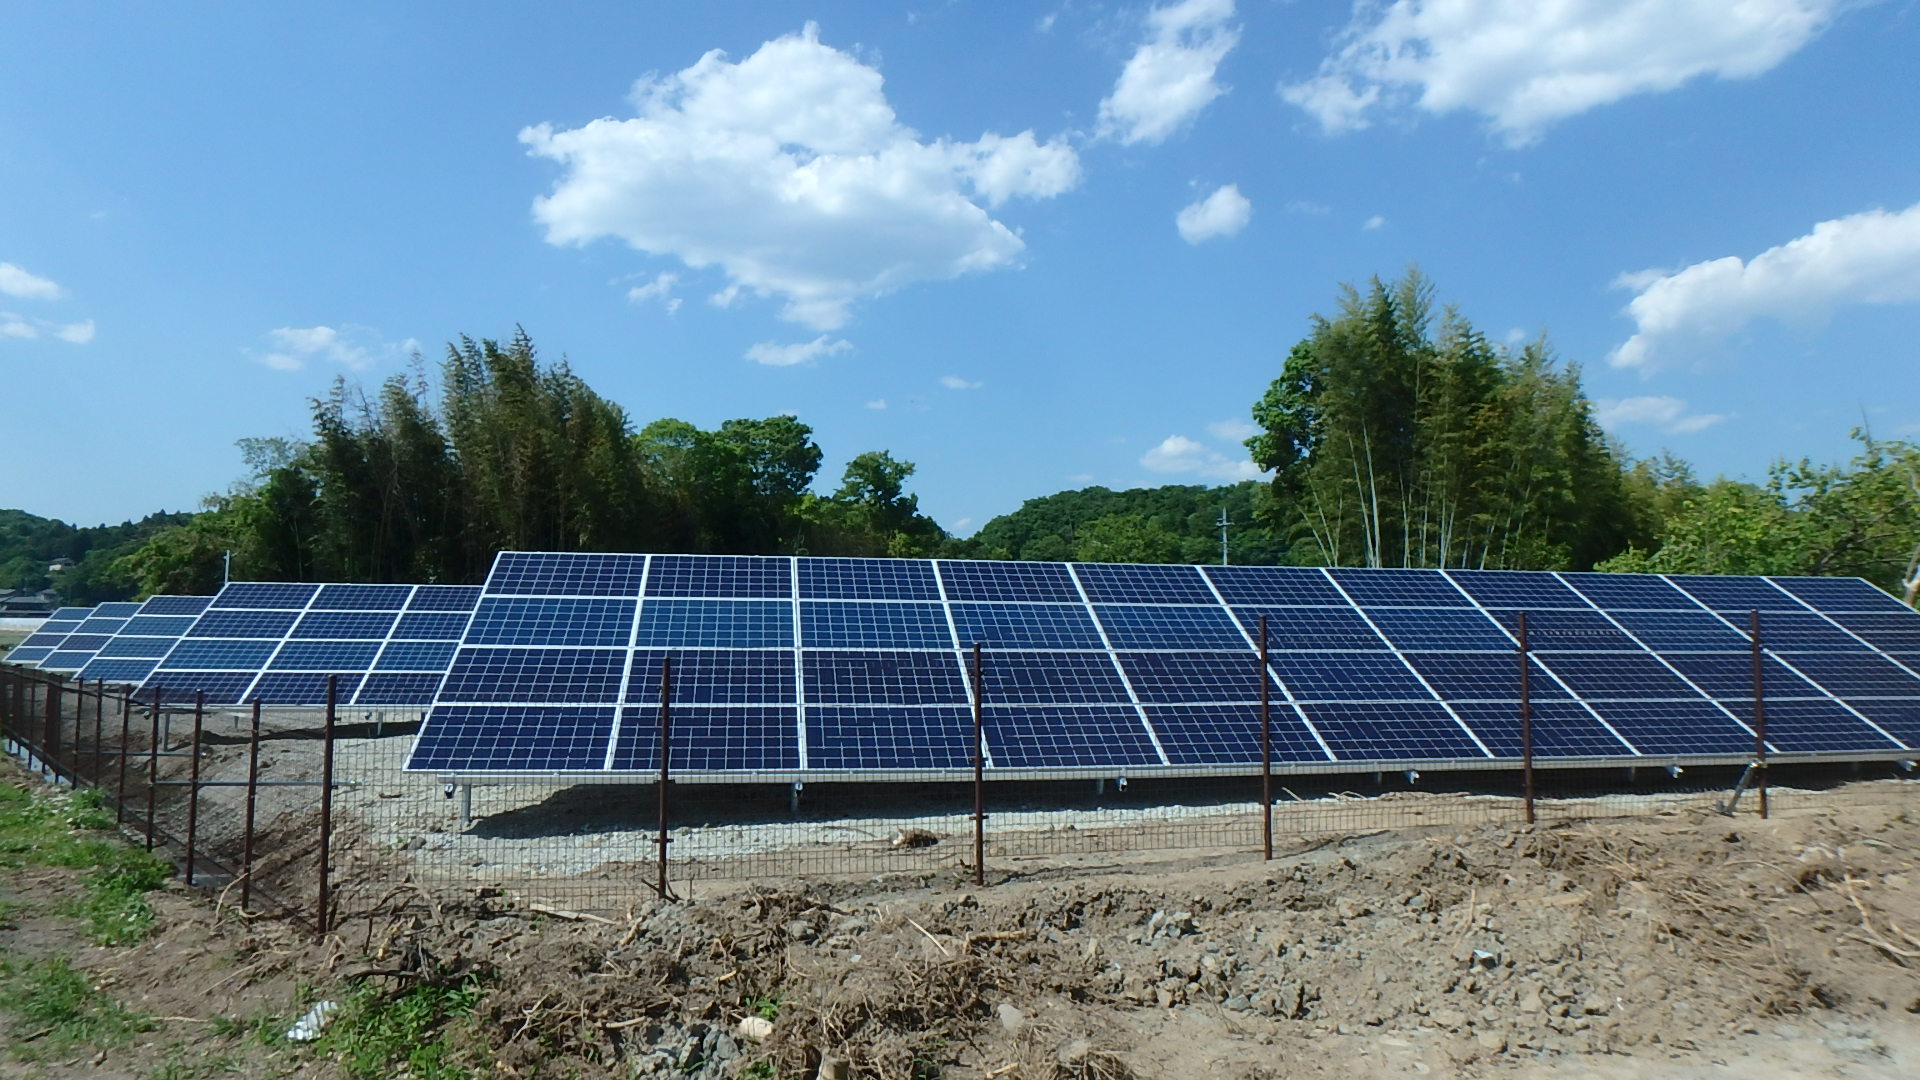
1217;507;1229;566
222;550;232;587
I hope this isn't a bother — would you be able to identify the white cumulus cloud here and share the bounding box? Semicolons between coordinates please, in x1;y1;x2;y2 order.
1611;202;1920;370
1099;0;1240;145
1176;184;1252;244
939;374;983;390
54;320;95;345
1140;433;1265;481
0;262;65;301
745;336;852;367
254;325;420;372
1282;0;1843;146
1594;396;1729;435
521;24;1081;332
865;398;888;410
1362;214;1387;231
626;272;682;313
0;314;36;339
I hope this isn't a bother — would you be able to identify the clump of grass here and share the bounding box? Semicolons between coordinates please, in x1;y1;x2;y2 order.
0;779;172;944
316;975;490;1080
0;954;150;1061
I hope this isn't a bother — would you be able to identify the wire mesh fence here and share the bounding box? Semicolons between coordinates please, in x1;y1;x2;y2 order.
3;664;1917;930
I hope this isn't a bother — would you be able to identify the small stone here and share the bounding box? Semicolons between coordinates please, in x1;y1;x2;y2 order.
997;1003;1025;1035
736;1015;774;1042
816;1057;851;1080
1581;995;1610;1016
1057;1039;1093;1066
1224;995;1252;1012
1476;1031;1507;1053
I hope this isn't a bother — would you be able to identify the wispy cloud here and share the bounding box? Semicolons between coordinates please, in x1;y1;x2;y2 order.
626;271;682;313
253;325;420;372
0;262;65;301
1099;0;1240;145
1140;433;1265;481
745;336;852;367
940;374;983;390
1595;395;1729;434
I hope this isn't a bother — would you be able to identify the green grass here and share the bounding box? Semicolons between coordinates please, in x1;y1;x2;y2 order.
317;975;490;1080
0;781;172;945
0;953;151;1061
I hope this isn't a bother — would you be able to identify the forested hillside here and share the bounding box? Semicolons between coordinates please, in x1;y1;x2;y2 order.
9;273;1915;606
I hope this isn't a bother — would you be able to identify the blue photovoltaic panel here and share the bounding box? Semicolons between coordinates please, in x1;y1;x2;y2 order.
191;610;300;639
92;603;144;618
1779;652;1920;699
977;651;1131;704
1581;700;1752;756
798;558;939;600
1559;573;1694;610
1234;607;1381;650
1829;613;1920;653
463;597;636;647
1096;604;1248;650
805;706;974;770
392;612;472;639
311;584;412;610
799;651;964;706
645;555;789;598
1750;700;1900;753
40;651;98;672
7;647;53;664
55;634;113;651
1146;704;1330;765
1449;701;1636;758
140;596;212;616
950;603;1103;650
1295;702;1484;761
143;672;261;705
935;560;1080;603
251;672;365;703
121;615;198;636
1660;653;1821;699
1755;612;1875;650
27;626;80;642
407;585;484;611
1445;570;1587;609
439;648;628;703
213;583;318;609
49;608;94;620
1841;700;1920;749
73;618;128;635
1608;611;1753;652
1119;651;1277;704
355;672;447;705
801;601;951;649
1365;609;1514;651
986;705;1162;768
162;639;279;670
270;641;382;670
98;636;179;659
1202;566;1347;606
1534;653;1705;700
1516;609;1633;650
614;706;800;771
1327;568;1472;607
1772;577;1910;613
1666;575;1800;612
407;706;615;772
375;640;459;671
628;649;796;705
488;552;647;597
77;659;160;684
1402;653;1570;701
635;600;792;649
1075;563;1214;604
291;610;398;640
1266;653;1434;702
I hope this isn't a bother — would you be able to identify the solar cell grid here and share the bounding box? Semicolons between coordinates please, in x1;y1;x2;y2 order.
644;555;790;598
1442;570;1587;609
797;557;939;600
935;560;1080;603
1830;613;1920;653
1118;651;1277;704
120;615;197;636
1402;653;1569;701
291;610;398;639
635;599;792;649
801;601;951;649
1665;575;1800;612
1265;653;1434;702
949;603;1104;650
1511;609;1632;650
1145;703;1330;765
1534;653;1706;700
1201;565;1348;606
984;705;1162;769
406;585;484;611
1755;611;1879;650
1449;700;1636;758
213;583;318;609
190;610;300;639
805;706;974;770
1326;568;1472;607
252;672;364;703
161;639;279;670
1296;701;1485;761
392;612;472;640
143;672;262;705
139;596;212;616
19;633;68;648
1558;573;1694;610
312;584;413;610
49;608;93;620
354;672;447;705
97;636;178;659
1096;604;1248;650
1840;699;1920;749
1607;610;1753;652
408;706;614;772
375;640;459;671
1752;699;1901;753
1771;577;1910;612
1582;699;1752;756
976;651;1131;704
489;552;648;596
1075;563;1213;604
464;597;636;647
614;706;800;771
91;603;144;618
1778;652;1920;699
40;651;98;672
77;659;160;684
6;648;53;664
54;634;112;651
269;641;381;670
1365;609;1514;651
34;622;83;637
439;648;628;703
73;618;129;635
798;651;966;706
627;649;797;705
1659;653;1821;699
1233;606;1382;650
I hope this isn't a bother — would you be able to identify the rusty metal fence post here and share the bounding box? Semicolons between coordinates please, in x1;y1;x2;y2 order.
655;655;673;900
145;690;161;850
185;692;205;885
971;642;986;888
242;700;262;910
115;692;132;823
1259;614;1273;861
318;676;338;935
91;679;105;786
1750;610;1769;819
1517;612;1534;826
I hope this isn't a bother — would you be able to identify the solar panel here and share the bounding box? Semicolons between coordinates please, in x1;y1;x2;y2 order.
77;597;215;685
402;555;1920;780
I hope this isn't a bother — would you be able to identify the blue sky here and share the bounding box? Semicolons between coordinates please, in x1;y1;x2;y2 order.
4;1;1918;537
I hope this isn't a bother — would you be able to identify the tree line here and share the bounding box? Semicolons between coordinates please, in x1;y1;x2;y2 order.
9;272;1914;606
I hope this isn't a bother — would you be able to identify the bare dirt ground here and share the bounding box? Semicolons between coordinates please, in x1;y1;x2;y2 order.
4;750;1919;1080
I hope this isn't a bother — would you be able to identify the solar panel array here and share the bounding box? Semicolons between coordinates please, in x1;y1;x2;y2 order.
403;554;1920;780
7;606;97;667
132;583;483;707
72;595;214;684
9;605;148;672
